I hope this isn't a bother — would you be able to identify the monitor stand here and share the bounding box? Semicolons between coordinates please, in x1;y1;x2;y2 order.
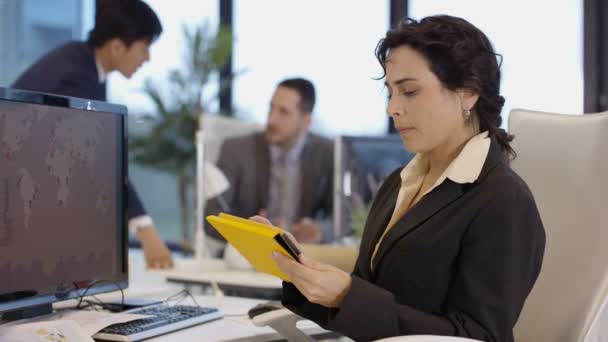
2;303;53;321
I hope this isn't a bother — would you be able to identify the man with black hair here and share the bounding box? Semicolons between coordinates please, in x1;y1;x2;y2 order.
12;0;173;269
205;78;334;250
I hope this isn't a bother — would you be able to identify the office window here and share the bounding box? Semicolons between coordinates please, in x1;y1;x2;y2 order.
233;0;390;136
105;1;219;115
409;1;584;123
0;0;84;87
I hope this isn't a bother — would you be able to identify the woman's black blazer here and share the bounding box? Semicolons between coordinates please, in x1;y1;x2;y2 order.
282;140;546;342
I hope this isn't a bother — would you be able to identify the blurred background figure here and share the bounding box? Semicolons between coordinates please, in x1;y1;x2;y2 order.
205;78;334;253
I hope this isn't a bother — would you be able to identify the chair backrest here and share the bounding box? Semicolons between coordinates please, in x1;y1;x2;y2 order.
509;109;608;342
199;114;262;163
300;244;359;273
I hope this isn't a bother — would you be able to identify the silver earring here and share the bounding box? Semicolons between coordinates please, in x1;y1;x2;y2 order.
463;109;471;118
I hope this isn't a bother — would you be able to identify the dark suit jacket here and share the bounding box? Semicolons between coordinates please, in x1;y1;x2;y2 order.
205;132;333;242
282;140;546;342
12;41;146;220
12;42;106;101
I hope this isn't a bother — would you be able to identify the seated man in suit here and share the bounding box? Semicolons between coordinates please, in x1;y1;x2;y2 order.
205;78;334;250
11;0;173;268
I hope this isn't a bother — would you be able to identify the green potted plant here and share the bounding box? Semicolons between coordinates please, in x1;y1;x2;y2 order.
129;22;233;244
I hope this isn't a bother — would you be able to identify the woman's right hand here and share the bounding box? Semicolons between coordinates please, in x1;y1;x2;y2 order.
250;216;351;306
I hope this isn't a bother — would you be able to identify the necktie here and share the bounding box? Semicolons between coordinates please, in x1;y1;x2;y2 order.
278;154;294;229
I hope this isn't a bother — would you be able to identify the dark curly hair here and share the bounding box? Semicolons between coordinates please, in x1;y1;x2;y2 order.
376;15;515;160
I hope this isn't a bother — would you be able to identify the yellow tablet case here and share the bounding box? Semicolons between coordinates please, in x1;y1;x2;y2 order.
206;213;300;281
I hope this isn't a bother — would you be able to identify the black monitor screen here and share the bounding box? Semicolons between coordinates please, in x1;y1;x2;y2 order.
0;88;127;316
333;135;414;239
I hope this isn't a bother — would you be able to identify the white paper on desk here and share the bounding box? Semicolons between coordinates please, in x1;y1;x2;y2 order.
43;310;150;336
0;319;94;342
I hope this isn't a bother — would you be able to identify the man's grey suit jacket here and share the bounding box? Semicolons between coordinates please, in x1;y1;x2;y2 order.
205;132;334;242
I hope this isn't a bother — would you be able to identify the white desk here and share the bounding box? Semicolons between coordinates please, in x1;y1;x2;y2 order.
160;258;283;300
0;252;334;342
0;251;341;341
50;292;329;342
105;251;334;341
132;295;331;342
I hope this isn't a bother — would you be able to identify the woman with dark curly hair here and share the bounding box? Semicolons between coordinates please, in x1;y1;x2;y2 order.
254;15;546;342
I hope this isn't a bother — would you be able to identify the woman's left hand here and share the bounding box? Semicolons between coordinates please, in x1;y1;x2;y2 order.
272;251;352;308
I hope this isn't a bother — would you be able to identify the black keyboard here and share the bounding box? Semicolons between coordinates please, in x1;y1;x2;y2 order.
93;304;223;341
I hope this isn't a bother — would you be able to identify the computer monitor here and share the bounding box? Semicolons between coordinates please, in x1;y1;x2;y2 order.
333;134;414;239
0;87;128;320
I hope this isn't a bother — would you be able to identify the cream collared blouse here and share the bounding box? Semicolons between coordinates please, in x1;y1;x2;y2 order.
371;131;491;267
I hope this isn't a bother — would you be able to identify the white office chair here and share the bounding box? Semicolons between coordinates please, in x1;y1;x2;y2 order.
257;109;608;342
196;114;262;257
505;109;608;342
199;114;262;164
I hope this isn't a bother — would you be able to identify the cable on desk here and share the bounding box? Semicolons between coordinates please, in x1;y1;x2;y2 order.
163;289;201;307
74;280;125;310
63;288;208;314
